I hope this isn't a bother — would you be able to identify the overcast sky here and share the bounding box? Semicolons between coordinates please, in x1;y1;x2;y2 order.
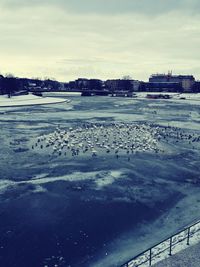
0;0;200;81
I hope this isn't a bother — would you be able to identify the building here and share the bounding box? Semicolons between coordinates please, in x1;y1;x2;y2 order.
131;80;140;91
105;79;140;92
149;72;195;92
144;82;182;92
193;81;200;93
180;76;195;92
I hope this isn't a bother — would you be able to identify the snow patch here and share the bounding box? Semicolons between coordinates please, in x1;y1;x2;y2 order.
0;94;69;107
95;171;123;188
0;170;124;194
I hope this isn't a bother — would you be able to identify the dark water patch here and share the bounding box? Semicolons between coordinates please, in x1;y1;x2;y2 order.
0;183;35;202
0;189;178;267
13;148;29;153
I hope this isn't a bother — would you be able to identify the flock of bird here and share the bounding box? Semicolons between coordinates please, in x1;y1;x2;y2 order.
31;123;200;158
155;125;200;146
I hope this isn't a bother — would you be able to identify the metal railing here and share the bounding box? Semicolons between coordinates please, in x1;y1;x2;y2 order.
121;219;200;267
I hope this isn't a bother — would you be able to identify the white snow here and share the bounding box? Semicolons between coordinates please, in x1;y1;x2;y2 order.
0;94;69;107
136;92;200;104
94;171;123;188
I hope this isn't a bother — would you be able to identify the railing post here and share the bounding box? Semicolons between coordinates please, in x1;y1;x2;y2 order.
187;227;190;245
149;248;152;266
169;237;173;256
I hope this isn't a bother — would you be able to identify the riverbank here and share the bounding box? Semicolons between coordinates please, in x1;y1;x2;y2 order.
136;92;200;101
1;92;200;108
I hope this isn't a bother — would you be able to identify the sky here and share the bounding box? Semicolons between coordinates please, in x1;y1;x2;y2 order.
0;0;200;82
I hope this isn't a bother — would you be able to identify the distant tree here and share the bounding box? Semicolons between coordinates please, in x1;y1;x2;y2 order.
122;75;133;80
0;74;4;95
32;77;42;81
43;79;61;91
2;74;21;98
88;79;102;90
2;74;20;97
18;78;29;91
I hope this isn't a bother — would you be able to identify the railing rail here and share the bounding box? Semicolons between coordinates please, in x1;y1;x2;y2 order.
121;218;200;267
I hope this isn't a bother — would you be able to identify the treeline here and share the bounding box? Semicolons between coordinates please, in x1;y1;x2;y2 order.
0;74;20;97
0;74;62;97
0;74;139;96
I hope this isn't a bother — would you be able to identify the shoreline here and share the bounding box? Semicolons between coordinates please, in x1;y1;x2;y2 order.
0;92;200;108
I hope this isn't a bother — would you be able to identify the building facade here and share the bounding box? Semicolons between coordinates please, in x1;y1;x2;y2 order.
144;82;182;92
149;73;195;92
105;79;140;92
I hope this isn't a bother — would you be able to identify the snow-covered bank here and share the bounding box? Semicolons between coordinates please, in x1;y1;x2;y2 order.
155;238;200;267
120;216;200;267
136;92;200;102
0;94;69;107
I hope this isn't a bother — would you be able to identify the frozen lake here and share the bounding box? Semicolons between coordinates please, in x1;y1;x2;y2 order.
0;96;200;267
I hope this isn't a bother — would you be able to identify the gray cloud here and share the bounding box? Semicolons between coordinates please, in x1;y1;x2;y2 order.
0;1;200;81
1;0;200;15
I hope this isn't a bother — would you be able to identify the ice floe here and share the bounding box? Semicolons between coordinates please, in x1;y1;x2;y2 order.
0;94;69;107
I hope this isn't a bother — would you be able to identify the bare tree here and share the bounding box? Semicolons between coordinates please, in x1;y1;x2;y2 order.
122;75;133;80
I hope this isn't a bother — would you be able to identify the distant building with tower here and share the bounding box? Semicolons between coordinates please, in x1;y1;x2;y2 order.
148;72;195;92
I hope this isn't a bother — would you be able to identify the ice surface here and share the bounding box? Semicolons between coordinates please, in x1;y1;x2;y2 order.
0;96;200;267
